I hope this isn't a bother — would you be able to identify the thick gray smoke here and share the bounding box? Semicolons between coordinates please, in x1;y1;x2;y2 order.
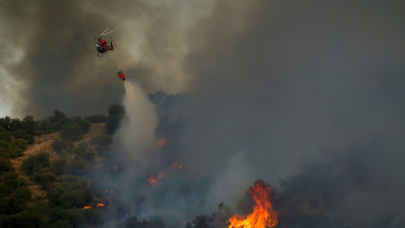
0;0;215;117
176;0;405;227
3;0;405;227
116;80;158;162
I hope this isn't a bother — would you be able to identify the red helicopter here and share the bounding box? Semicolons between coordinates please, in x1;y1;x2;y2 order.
89;27;121;57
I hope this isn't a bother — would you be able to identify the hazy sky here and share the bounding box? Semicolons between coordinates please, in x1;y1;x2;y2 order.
1;1;405;226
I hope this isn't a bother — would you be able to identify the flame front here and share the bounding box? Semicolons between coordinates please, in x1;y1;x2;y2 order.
157;138;166;146
228;180;278;228
170;161;183;172
83;206;92;209
147;174;165;186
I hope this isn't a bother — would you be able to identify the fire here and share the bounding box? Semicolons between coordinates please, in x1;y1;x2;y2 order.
147;173;165;186
157;135;174;146
157;138;166;146
83;203;105;209
228;180;278;228
170;161;183;171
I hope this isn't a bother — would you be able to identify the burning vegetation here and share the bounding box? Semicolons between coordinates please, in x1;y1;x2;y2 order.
83;203;105;209
146;161;184;186
147;173;166;186
157;138;166;146
228;180;278;228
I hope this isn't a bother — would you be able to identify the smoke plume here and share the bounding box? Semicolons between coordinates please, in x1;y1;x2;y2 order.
2;0;405;227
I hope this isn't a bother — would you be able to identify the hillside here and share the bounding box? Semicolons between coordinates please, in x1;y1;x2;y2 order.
9;123;106;200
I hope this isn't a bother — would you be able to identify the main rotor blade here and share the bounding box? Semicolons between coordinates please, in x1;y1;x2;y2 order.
100;27;109;37
101;26;122;37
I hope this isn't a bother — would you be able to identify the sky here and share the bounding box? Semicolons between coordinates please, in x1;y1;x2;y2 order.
1;0;405;227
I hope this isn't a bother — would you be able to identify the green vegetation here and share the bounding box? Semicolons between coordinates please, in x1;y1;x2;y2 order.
0;157;14;173
21;153;51;176
52;138;74;153
60;122;85;141
0;138;28;158
0;99;187;228
85;114;107;123
106;103;125;134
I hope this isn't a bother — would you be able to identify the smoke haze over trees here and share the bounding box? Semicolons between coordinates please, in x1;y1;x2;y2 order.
1;0;405;227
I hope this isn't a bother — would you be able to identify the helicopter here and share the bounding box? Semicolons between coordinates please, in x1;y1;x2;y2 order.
89;27;121;57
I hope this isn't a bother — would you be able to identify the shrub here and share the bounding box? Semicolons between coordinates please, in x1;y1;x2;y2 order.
48;208;98;227
106;104;125;135
30;167;57;190
60;150;70;158
38;171;57;190
63;158;90;176
82;150;95;163
52;139;74;153
48;177;93;209
73;117;91;134
22;115;39;136
90;135;112;146
52;110;70;131
73;142;88;156
0;140;11;153
52;158;68;176
21;153;51;176
0;132;11;141
60;122;84;141
85;114;107;123
49;220;73;228
0;140;24;158
12;130;35;144
11;138;28;151
39;118;55;134
0;173;31;215
0;157;14;173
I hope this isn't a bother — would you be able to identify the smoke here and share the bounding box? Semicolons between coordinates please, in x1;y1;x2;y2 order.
3;0;405;227
0;0;216;118
116;80;158;162
177;0;405;227
99;0;405;227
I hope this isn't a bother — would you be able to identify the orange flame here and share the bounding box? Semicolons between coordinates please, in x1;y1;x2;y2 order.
170;161;183;171
147;173;165;186
83;203;105;209
228;180;278;228
157;138;167;146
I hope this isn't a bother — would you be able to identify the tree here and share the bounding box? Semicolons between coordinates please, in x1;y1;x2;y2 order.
0;140;25;158
106;104;125;134
63;158;90;176
39;118;55;134
49;220;73;228
21;153;51;176
22;115;39;136
11;138;28;151
73;142;88;156
73;116;91;134
12;129;35;144
52;110;70;131
0;157;14;173
60;122;84;141
85;114;107;123
52;139;74;153
0;173;31;215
